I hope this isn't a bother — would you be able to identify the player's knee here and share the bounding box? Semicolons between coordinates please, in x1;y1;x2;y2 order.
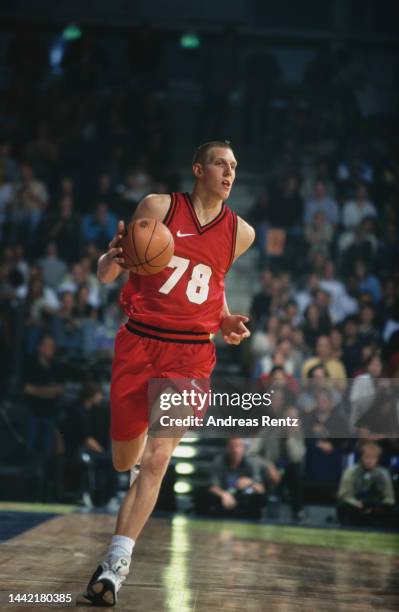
112;454;133;472
142;448;170;478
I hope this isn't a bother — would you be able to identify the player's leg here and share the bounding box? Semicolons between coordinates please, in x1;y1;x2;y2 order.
115;433;182;539
85;433;182;606
112;433;147;473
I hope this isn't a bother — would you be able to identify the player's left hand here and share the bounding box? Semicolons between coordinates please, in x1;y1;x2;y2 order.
221;315;250;345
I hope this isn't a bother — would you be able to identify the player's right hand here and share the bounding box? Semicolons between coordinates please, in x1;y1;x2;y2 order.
106;220;126;266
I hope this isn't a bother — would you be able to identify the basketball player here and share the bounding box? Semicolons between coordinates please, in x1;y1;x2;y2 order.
84;141;255;606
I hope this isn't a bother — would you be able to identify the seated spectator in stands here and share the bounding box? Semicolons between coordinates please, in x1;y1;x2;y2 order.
339;217;378;267
13;162;49;236
268;174;304;230
38;242;67;289
257;338;300;377
305;210;333;260
337;442;396;528
330;327;344;361
250;269;273;330
353;259;382;303
74;284;96;320
383;300;399;345
357;389;399;440
304;179;339;229
250;315;280;362
259;366;299;398
58;260;100;308
249;405;306;521
60;383;117;506
81;201;117;250
304;388;349;442
349;353;383;433
342;182;377;231
22;270;59;352
94;172;117;210
294;273;320;316
51;291;83;355
302;304;331;350
302;335;347;382
358;303;380;344
341;315;363;376
204;438;265;519
23;335;64;459
283;299;301;328
117;167;151;208
320;261;358;323
40;195;81;263
299;364;330;414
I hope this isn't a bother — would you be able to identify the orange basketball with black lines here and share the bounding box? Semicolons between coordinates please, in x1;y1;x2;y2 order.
119;218;174;275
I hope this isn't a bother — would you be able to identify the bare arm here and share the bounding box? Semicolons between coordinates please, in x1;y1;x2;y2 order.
97;193;171;284
220;216;255;344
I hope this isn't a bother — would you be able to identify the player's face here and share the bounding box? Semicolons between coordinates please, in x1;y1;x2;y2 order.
200;147;237;199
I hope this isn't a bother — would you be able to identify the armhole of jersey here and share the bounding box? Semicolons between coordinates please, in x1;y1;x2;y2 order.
226;212;238;272
162;193;176;226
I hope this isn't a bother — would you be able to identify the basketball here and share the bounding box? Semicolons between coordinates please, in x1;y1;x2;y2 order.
119;218;174;275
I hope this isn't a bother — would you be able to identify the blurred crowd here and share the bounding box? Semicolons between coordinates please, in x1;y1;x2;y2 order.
0;23;398;524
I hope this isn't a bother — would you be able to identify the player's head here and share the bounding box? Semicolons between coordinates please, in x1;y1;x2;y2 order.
192;140;237;200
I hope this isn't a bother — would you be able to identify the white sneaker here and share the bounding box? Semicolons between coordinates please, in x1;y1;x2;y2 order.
85;556;130;606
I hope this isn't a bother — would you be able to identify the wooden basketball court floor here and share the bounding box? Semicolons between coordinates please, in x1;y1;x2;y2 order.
0;507;398;611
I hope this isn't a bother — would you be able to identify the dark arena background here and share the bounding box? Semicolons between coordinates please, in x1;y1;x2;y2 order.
0;1;398;610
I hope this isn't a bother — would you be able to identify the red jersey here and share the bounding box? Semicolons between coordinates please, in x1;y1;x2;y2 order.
120;192;237;342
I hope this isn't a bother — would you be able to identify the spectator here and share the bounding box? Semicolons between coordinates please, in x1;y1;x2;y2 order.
302;304;331;350
204;438;265;519
249;404;306;521
358;304;380;344
302;335;347;381
342;315;363;376
58;261;101;308
23;335;64;459
60;383;117;506
349;353;383;432
319;261;358;323
249;269;273;329
304;179;339;228
81;201;117;249
353;259;382;303
342;182;377;230
305;210;333;260
41;195;81;262
13;163;49;241
51;291;83;356
38;242;67;289
268;174;304;229
337;442;396;527
250;315;280;361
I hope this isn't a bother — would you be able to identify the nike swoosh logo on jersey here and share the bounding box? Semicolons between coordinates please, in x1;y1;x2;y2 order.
177;230;195;237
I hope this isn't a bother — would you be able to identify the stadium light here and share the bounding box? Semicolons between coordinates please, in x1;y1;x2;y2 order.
174;481;192;494
175;462;195;475
172;445;197;458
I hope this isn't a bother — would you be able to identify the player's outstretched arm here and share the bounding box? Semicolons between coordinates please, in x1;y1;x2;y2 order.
220;217;255;345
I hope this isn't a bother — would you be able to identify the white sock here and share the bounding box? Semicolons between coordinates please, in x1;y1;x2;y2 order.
106;535;135;563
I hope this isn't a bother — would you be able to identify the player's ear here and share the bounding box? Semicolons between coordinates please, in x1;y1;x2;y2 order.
192;163;203;179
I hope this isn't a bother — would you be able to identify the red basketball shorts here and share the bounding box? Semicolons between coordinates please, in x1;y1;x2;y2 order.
110;325;216;441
